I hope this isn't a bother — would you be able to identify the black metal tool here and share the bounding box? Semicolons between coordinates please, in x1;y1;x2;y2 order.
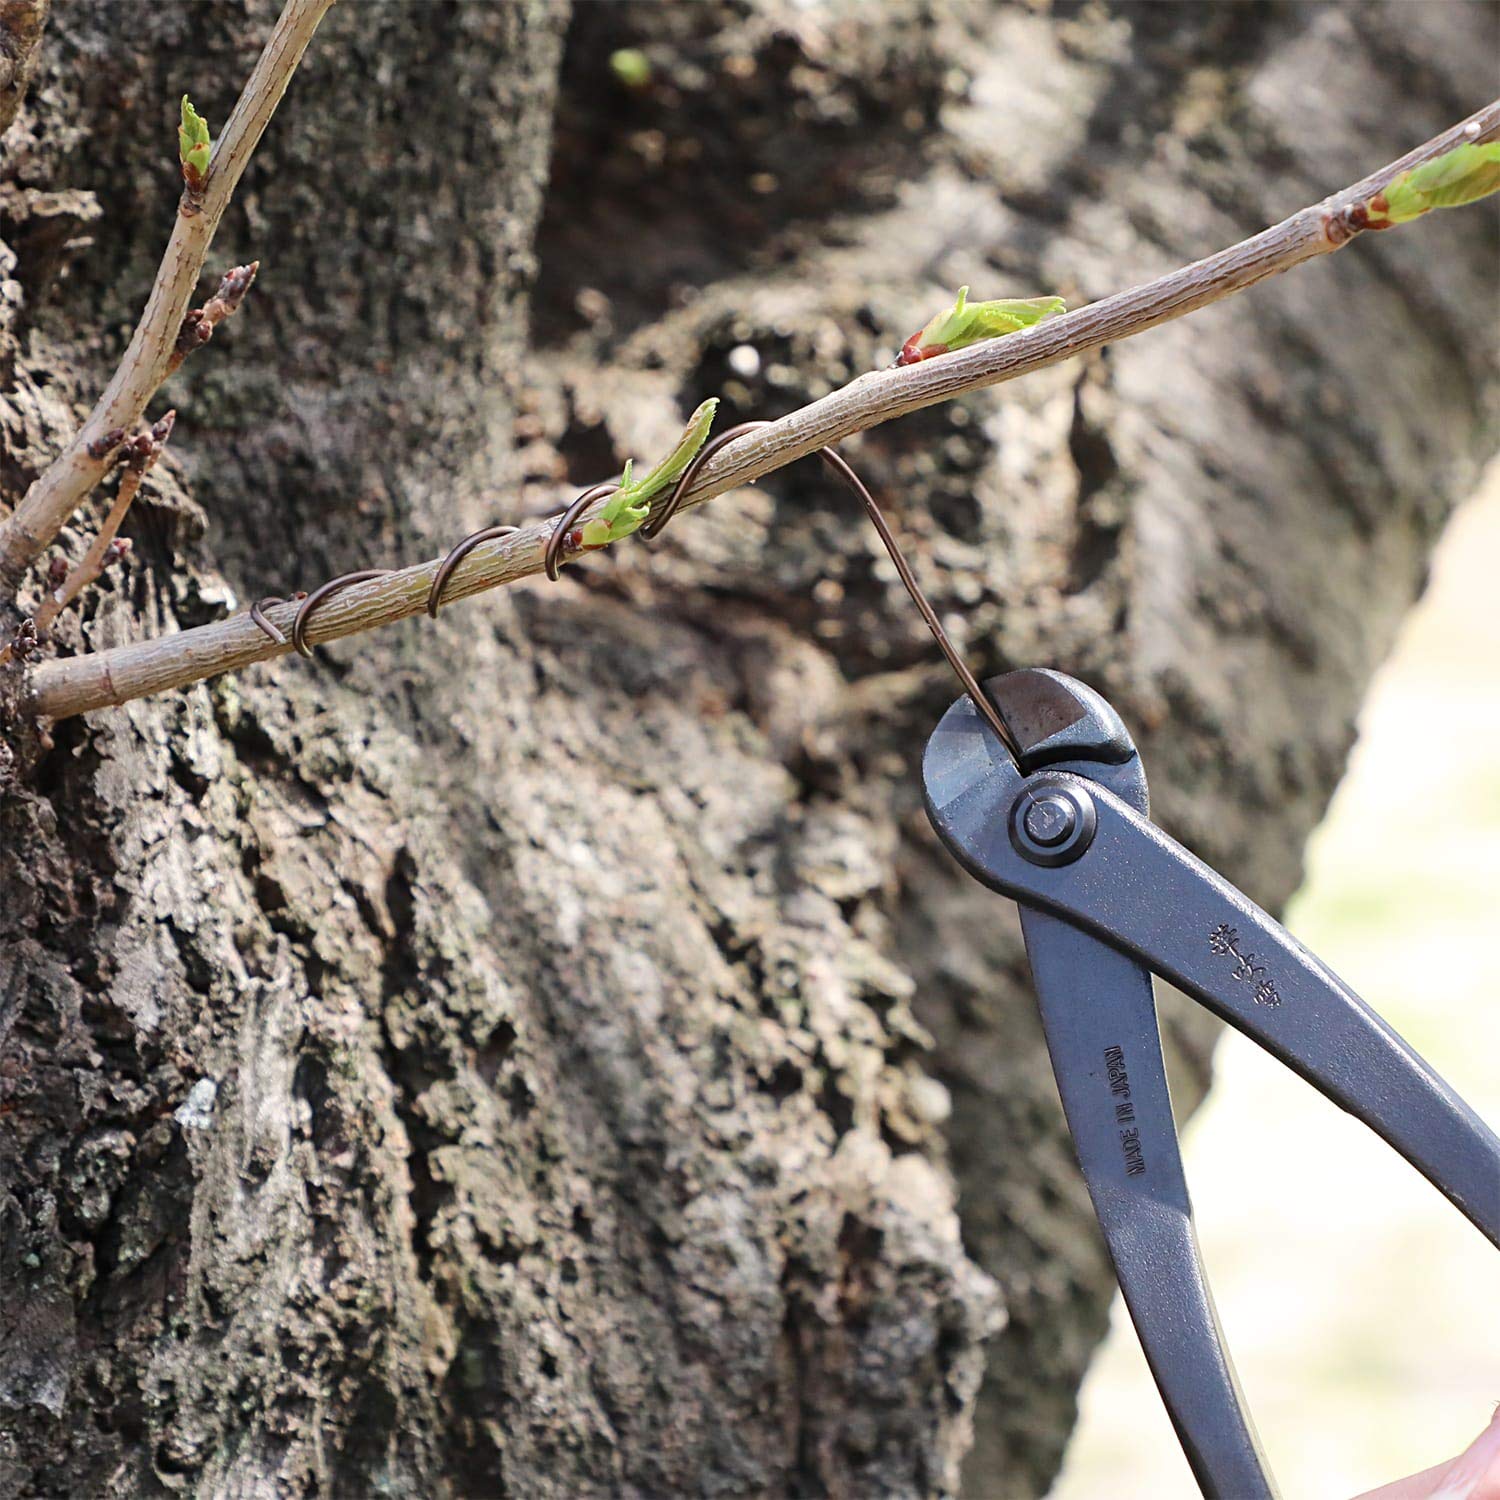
922;668;1500;1499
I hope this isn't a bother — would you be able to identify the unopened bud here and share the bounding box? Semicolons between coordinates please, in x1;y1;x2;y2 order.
175;310;213;355
87;427;127;461
178;95;211;198
215;261;258;309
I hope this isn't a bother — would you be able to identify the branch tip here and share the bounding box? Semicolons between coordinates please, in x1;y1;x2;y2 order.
0;0;334;585
173;263;259;363
121;410;175;470
178;94;212;204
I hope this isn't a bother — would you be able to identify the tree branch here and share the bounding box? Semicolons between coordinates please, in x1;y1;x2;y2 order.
22;98;1500;723
0;0;51;137
0;0;333;591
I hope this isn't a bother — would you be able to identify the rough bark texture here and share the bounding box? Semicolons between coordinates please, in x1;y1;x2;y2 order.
0;2;1495;1498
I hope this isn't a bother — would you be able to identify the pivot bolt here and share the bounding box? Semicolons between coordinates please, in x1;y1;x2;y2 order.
1009;780;1097;866
1023;794;1076;846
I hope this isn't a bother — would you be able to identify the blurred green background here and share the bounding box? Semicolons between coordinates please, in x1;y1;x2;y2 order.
1054;471;1500;1498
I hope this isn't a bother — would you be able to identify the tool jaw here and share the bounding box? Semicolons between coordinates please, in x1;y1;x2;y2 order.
922;670;1148;893
979;667;1134;772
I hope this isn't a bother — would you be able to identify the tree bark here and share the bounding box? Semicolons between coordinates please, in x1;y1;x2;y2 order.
0;3;1494;1498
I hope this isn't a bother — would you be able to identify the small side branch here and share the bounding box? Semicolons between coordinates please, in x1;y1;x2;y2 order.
21;97;1500;723
0;0;333;591
168;262;258;376
25;414;174;646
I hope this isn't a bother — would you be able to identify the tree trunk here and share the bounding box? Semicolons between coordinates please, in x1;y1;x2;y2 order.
0;3;1494;1497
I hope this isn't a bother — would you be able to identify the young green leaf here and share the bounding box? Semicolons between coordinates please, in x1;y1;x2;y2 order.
620;397;719;506
898;285;1066;366
577;398;719;550
594;461;639;529
178;94;212;187
1367;141;1500;226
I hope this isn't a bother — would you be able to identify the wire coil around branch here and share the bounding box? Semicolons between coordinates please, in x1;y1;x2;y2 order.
248;418;1020;763
248;591;306;647
291;570;392;658
427;526;518;619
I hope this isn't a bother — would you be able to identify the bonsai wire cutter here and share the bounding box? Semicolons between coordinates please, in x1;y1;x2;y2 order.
921;667;1500;1500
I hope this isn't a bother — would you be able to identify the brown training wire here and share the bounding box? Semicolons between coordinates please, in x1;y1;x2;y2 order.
248;591;306;646
253;419;1021;764
642;420;1021;761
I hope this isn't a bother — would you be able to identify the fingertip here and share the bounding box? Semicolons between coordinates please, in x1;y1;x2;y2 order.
1447;1406;1500;1500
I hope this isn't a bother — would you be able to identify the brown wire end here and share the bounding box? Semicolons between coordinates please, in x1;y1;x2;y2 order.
814;444;1021;764
249;591;308;647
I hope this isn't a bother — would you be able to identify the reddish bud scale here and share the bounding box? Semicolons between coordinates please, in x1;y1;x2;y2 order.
175;311;213;355
86;427;127;460
896;334;950;367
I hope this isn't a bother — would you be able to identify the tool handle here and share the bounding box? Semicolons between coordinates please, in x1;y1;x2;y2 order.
997;779;1500;1247
1021;909;1279;1498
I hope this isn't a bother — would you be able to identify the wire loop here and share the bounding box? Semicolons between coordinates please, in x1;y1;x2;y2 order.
428;525;519;618
291;570;393;658
542;482;619;582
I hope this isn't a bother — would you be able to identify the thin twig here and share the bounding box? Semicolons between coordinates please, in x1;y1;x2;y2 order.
0;0;334;591
0;416;173;665
22;98;1500;723
32;488;135;637
26;414;175;645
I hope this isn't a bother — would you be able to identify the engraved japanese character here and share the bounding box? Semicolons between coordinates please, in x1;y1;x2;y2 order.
1208;923;1239;956
1231;952;1267;982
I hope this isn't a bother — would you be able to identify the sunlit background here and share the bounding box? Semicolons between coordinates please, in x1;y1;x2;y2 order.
1053;469;1500;1499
